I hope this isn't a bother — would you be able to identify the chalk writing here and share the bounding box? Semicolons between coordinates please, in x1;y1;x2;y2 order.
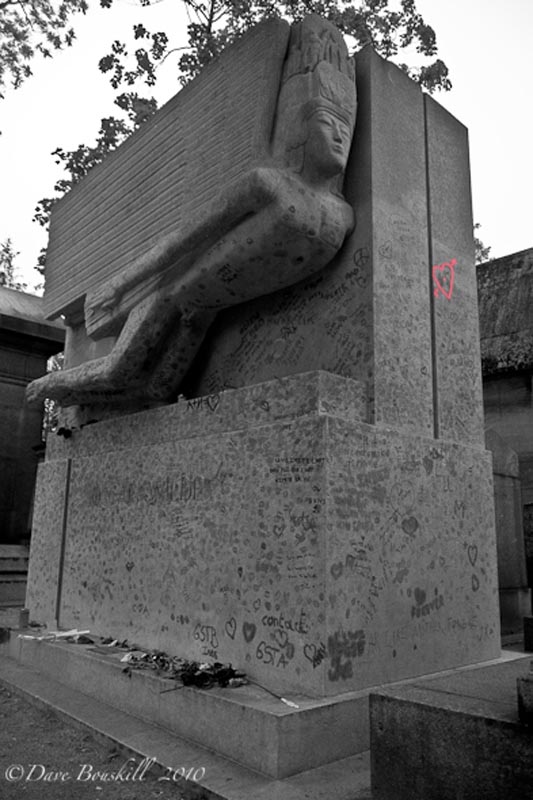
433;258;456;300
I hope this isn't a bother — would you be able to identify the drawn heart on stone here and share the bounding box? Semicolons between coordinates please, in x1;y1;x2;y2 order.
253;599;261;611
273;518;286;538
125;562;134;572
401;516;419;536
467;545;478;567
273;629;288;648
303;644;317;664
414;587;426;606
242;622;257;643
206;394;220;412
432;259;456;300
330;562;344;579
225;617;236;640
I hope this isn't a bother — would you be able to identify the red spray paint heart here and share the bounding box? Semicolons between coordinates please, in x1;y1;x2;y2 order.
432;258;457;300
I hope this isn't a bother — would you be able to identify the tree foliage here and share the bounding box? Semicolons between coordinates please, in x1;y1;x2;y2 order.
1;0;452;271
0;0;88;99
474;222;491;265
0;237;27;290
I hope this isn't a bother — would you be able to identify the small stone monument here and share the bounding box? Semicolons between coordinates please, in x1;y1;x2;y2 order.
25;14;501;775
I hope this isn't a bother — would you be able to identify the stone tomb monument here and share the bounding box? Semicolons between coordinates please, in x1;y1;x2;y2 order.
25;14;501;776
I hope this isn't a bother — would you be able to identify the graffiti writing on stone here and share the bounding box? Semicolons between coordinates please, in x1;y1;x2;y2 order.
224;617;237;639
256;638;294;668
269;456;324;485
193;624;219;648
433;258;456;300
327;629;366;682
85;462;230;508
242;621;257;643
409;587;444;618
261;610;309;635
184;393;221;412
303;642;326;669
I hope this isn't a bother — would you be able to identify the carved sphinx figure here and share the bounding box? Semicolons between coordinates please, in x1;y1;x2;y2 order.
26;16;357;412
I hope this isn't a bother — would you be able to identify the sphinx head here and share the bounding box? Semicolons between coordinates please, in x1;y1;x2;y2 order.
286;99;354;184
273;17;357;191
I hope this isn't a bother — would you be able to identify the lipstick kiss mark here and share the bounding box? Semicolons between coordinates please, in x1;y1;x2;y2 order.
433;258;456;300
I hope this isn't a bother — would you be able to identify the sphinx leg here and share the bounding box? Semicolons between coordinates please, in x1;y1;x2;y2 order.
26;290;179;407
139;310;217;401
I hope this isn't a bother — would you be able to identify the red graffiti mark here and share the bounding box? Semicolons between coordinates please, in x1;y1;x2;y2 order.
432;258;456;300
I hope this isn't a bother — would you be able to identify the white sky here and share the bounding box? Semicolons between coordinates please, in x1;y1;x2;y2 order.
0;0;532;291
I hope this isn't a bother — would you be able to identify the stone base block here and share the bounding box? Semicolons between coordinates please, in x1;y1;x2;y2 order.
27;372;500;700
7;633;371;779
0;636;372;800
369;654;533;800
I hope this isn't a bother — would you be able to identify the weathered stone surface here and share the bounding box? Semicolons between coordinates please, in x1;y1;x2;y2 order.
27;16;358;413
43;18;291;321
28;373;500;698
193;47;435;438
25;459;70;621
425;95;484;446
370;656;533;800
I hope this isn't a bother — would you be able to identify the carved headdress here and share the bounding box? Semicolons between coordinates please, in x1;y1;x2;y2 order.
273;15;357;161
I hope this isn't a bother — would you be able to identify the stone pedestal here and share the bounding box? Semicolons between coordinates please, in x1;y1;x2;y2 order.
27;372;500;698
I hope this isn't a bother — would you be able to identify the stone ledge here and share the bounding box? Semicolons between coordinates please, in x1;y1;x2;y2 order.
369;653;532;800
0;647;372;800
6;633;372;779
45;371;368;461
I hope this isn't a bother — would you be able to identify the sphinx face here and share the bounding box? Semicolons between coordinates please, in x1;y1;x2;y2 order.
304;110;353;178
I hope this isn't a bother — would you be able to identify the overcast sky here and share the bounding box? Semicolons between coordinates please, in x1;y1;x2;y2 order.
1;0;532;291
